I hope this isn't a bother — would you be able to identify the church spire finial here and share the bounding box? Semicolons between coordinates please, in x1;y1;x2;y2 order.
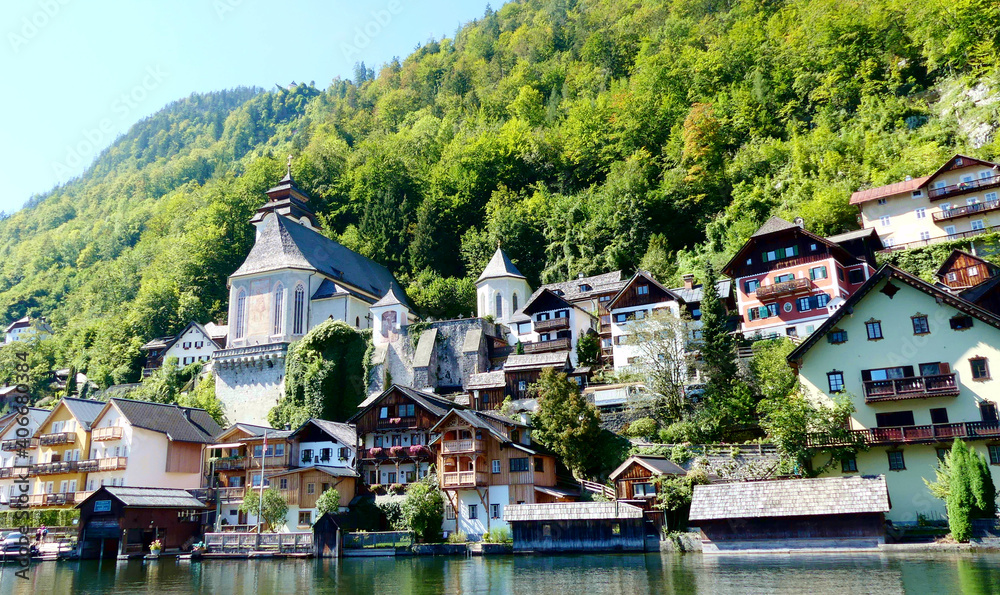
286;154;293;177
497;239;502;249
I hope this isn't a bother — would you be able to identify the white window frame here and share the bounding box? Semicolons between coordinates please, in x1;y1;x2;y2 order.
972;219;986;231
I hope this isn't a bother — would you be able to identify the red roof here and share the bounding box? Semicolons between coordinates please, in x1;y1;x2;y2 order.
849;176;929;205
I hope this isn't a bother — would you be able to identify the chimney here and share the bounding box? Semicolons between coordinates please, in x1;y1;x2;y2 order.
793;216;805;229
683;274;695;290
578;272;584;279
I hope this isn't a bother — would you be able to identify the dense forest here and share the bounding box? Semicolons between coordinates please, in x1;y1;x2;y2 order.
2;0;1000;391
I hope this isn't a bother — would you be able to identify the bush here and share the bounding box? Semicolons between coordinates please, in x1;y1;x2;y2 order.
627;417;658;439
482;527;512;543
398;476;444;542
658;421;700;444
447;530;467;544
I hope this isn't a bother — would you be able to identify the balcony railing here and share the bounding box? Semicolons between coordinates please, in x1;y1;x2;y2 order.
248;455;289;469
534;317;570;332
927;175;1000;201
362;446;431;459
39;432;76;446
441;471;487;488
880;222;1000;252
810;421;1000;447
0;466;31;479
1;437;38;451
32;460;79;475
27;491;93;507
77;456;128;472
92;427;123;441
214;457;248;471
441;439;483;454
754;278;812;301
376;416;418;429
933;198;1000;222
863;373;959;402
217;486;246;502
523;337;571;354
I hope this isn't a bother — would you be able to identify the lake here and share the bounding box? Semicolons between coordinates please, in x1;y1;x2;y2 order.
2;552;1000;594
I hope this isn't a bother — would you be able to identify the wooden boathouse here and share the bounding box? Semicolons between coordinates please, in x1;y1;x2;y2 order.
504;501;645;553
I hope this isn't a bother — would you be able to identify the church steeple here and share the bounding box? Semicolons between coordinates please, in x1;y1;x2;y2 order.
250;155;319;230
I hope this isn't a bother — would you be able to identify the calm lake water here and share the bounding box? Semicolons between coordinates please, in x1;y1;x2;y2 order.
2;552;1000;594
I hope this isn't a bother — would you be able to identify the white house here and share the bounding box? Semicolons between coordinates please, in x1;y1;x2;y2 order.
476;246;532;332
0;407;48;508
4;316;52;344
510;289;598;367
606;271;687;372
141;321;227;377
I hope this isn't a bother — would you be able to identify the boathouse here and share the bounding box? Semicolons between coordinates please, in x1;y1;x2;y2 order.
504;501;645;553
688;475;891;552
76;486;209;559
608;454;687;531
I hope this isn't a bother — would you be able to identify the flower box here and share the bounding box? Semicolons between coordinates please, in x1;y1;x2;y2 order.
389;445;405;457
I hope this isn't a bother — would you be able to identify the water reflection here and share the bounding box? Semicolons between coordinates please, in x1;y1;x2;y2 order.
2;552;999;594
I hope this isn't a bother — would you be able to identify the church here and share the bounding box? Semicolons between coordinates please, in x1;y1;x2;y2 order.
213;161;414;424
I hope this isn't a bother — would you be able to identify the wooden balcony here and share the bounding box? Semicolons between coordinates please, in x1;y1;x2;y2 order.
92;427;123;441
376;416;418;429
927;175;1000;201
247;486;298;506
362;446;432;460
39;432;76;446
441;471;488;488
217;486;246;502
32;460;79;475
534;317;570;332
77;457;128;473
248;455;289;469
933;198;1000;222
27;491;93;507
523;337;571;354
1;437;38;451
0;466;32;479
863;373;959;402
214;457;248;471
441;439;484;454
754;278;812;301
810;421;1000;447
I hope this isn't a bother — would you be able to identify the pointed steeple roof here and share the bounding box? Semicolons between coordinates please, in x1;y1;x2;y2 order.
477;246;526;283
372;283;409;309
251;156;319;228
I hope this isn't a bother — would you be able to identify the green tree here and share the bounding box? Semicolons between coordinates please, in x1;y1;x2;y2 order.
530;369;602;478
623;309;691;422
626;417;658;440
177;373;227;426
946;439;975;542
239;487;289;532
758;392;865;476
399;475;445;542
654;470;711;532
315;487;342;519
575;332;600;368
748;338;798;400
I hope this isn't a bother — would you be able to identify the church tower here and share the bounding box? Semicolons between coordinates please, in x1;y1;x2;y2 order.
250;155;320;238
476;246;531;327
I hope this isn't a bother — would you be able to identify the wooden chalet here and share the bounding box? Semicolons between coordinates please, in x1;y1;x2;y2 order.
689;476;891;552
464;370;506;411
608;455;687;531
207;423;291;530
502;351;585;400
935;249;1000;290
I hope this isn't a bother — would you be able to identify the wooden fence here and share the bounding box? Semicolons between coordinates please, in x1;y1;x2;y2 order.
205;531;313;554
342;531;413;550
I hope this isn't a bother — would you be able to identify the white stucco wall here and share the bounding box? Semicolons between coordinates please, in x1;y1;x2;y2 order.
164;325;221;367
477;276;532;328
443;485;510;538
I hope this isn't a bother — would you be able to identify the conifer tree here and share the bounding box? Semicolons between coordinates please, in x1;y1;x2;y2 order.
946;439;974;542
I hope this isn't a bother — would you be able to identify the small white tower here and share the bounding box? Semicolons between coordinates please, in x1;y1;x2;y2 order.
371;284;411;345
476;245;532;326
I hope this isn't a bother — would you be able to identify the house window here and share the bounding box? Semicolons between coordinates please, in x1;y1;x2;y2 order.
920;231;931;241
633;482;655;497
972;220;986;231
866;320;883;340
446;505;456;520
827;371;845;393
947;272;958;282
299;511;311;526
306;483;315;494
887;451;906;471
988;445;1000;465
911;315;929;335
828;330;847;344
744;279;760;293
930;408;949;425
468;504;478;519
273;284;284;335
987;191;999;202
534;457;544;472
495;293;503;318
293;284;306;334
969;266;980;278
279;478;288;490
379;407;389;419
518;380;527;392
912;190;922;198
971;357;990;380
879;216;890;227
809;266;828;280
877;198;887;205
512;293;519;312
491;504;501;519
369;470;377;485
234;289;247;339
950;315;974;330
387;472;397;484
398;404;415;417
876;411;916;427
944;225;957;236
841;458;858;473
982;403;999;423
510;458;530;472
915;207;926;219
637;285;649;295
775;273;795;284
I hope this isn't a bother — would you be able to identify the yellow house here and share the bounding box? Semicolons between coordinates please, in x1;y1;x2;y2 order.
788;265;1000;523
31;398;106;508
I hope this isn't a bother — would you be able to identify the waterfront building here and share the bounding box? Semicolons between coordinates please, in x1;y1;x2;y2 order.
429;408;570;539
0;407;48;508
787;264;1000;523
140;321;227;377
504;501;646;553
689;476;890;551
608;455;688;531
852;154;1000;250
29;397;104;508
723;216;880;340
213;163;410;425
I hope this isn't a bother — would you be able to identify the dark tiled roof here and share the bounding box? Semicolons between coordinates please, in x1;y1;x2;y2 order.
477;247;526;282
111;398;222;443
294;419;357;447
503;351;571;371
689;476;890;521
750;216;800;238
961;274;1000;303
231;214;405;306
350;385;459;422
371;284;408;308
670;279;731;304
61;398;107;430
607;270;681;309
82;486;208;508
530;271;624;304
609;455;687;481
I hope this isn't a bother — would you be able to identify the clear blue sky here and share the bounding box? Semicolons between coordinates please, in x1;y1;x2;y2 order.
0;0;497;214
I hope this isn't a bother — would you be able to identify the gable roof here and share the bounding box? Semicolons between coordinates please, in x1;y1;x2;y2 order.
751;216;800;238
504;501;644;522
670;279;731;304
428;408;513;442
78;486;208;509
348;384;458;422
290;418;357;446
44;397;106;432
723;217;861;278
465;370;505;390
477;247;526;282
788;264;1000;364
231;214;403;305
960;273;1000;304
215;422;274;442
850;176;929;205
922;154;998;188
689;475;890;521
606;270;682;310
935;249;1000;280
608;455;687;482
530;271;625;304
4;316;31;333
103;398;222;443
371;283;410;309
0;407;48;438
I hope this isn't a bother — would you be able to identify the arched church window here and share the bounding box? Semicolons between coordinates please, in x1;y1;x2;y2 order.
293;284;306;334
356;316;360;328
273;284;284;335
235;289;247;339
512;292;519;312
495;293;503;318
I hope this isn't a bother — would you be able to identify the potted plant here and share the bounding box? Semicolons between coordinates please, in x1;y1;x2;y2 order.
369;447;383;457
407;445;425;457
389;445;404;458
149;539;163;557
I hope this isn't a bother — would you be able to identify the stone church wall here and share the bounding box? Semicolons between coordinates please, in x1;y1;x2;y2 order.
215;359;286;426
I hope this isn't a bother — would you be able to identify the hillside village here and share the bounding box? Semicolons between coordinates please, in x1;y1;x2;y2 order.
3;151;1000;556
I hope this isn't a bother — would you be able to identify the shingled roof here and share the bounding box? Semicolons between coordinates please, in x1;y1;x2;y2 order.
231;214;404;305
689;476;890;521
609;455;687;481
478;246;526;282
79;486;208;509
750;216;801;238
849;176;929;205
465;370;505;390
108;398;222;443
291;418;357;447
59;398;107;431
503;351;571;371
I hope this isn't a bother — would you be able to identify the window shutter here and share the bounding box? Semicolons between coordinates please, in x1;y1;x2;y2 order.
939;362;951;374
861;370;872;382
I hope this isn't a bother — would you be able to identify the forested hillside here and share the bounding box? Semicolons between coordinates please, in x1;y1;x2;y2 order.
2;0;1000;391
